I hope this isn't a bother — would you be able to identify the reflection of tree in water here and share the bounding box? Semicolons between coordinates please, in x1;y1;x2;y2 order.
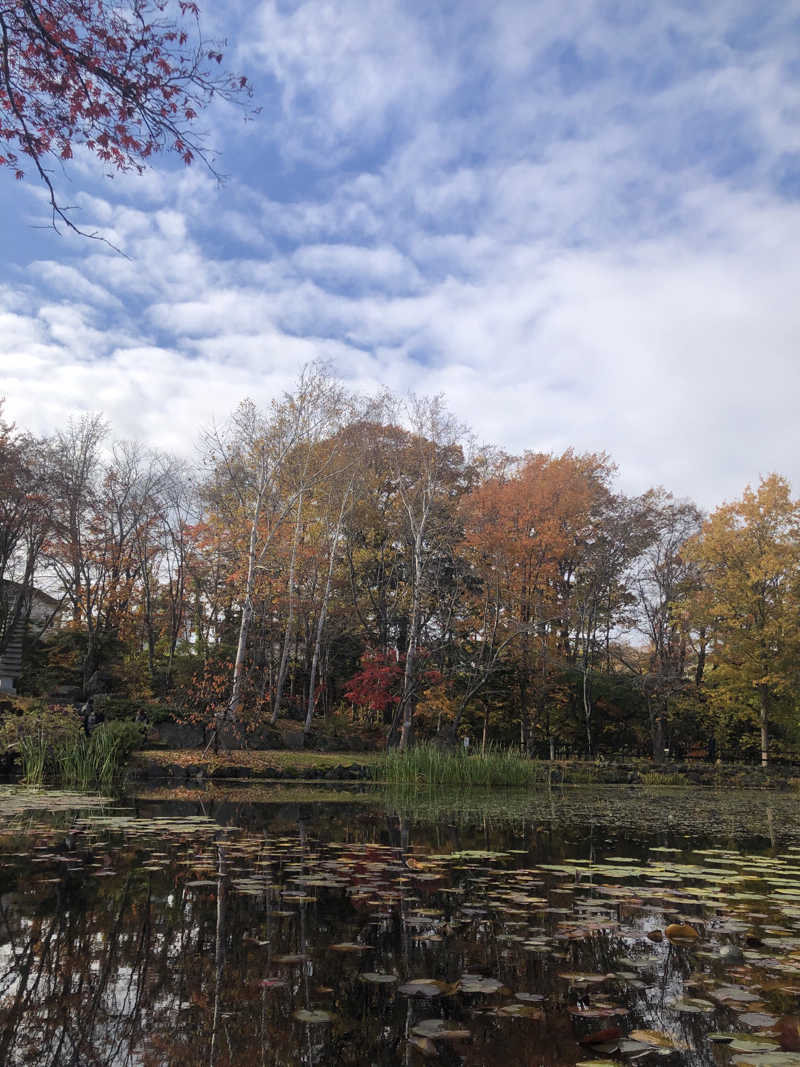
0;870;150;1065
0;797;791;1066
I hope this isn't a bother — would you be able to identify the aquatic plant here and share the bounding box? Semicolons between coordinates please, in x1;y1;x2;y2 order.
375;742;550;787
17;719;145;789
640;770;688;786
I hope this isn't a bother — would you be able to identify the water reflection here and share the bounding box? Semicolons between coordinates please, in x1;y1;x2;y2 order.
0;785;799;1065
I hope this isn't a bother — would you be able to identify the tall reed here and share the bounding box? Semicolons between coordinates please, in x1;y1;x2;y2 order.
375;742;548;787
18;730;48;785
19;720;144;790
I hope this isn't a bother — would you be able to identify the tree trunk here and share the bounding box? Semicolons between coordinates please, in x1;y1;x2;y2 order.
582;667;592;758
397;525;424;751
398;575;420;751
759;684;769;767
270;493;303;725
227;489;263;721
304;494;348;734
648;696;666;763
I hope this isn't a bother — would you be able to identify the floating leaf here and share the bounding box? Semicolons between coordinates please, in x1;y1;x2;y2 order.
458;975;506;994
668;997;715;1013
293;1009;334;1024
730;1056;800;1067
665;923;700;941
398;979;455;997
412;1019;471;1040
728;1035;781;1052
569;1006;625;1019
494;1002;545;1019
629;1029;688;1050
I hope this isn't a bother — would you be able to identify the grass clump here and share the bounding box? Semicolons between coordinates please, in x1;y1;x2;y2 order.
55;721;146;790
375;743;548;788
641;770;687;786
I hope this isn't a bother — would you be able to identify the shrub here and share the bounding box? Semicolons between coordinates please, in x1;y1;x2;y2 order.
0;700;82;754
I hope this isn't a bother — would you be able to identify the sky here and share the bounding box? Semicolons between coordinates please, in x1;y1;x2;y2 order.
1;0;800;509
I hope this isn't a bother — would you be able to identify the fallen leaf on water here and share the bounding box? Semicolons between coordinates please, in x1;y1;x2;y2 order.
665;923;700;941
629;1029;688;1050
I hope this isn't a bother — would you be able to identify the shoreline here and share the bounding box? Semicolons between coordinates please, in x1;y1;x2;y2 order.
129;750;800;789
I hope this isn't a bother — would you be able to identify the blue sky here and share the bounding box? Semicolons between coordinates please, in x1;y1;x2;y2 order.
2;0;800;506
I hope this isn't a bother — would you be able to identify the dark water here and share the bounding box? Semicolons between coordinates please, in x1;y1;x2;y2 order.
2;783;800;1066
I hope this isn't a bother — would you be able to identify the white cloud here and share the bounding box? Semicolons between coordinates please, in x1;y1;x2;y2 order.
1;0;799;513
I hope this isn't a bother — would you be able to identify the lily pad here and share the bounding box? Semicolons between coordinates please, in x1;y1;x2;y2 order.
398;978;454;997
293;1009;335;1024
731;1056;800;1067
458;975;506;994
494;1002;545;1018
728;1036;782;1053
412;1019;471;1040
667;997;716;1013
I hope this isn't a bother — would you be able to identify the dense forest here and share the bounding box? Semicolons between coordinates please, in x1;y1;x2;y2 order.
2;367;798;765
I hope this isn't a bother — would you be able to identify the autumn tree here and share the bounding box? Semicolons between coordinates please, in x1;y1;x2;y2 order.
683;475;800;767
201;367;349;725
628;491;703;760
0;403;53;658
44;422;176;692
43;412;108;688
301;457;356;735
382;395;468;750
460;450;620;753
341;420;410;656
124;448;194;686
0;0;251;234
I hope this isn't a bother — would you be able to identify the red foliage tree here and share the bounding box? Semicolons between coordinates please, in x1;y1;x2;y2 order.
344;650;403;719
0;0;251;233
344;648;443;726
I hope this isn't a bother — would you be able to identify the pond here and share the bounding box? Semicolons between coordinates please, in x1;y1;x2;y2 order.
2;782;800;1066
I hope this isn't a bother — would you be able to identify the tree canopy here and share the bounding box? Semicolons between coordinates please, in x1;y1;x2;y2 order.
3;375;800;765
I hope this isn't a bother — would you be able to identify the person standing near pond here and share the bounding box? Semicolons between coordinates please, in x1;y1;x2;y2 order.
81;697;105;736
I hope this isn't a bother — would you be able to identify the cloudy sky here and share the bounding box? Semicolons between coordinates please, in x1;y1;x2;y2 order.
1;0;799;508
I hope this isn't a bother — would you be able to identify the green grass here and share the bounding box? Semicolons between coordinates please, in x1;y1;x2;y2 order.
373;743;549;788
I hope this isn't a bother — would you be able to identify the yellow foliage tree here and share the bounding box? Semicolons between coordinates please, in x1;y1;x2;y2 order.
683;474;800;766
